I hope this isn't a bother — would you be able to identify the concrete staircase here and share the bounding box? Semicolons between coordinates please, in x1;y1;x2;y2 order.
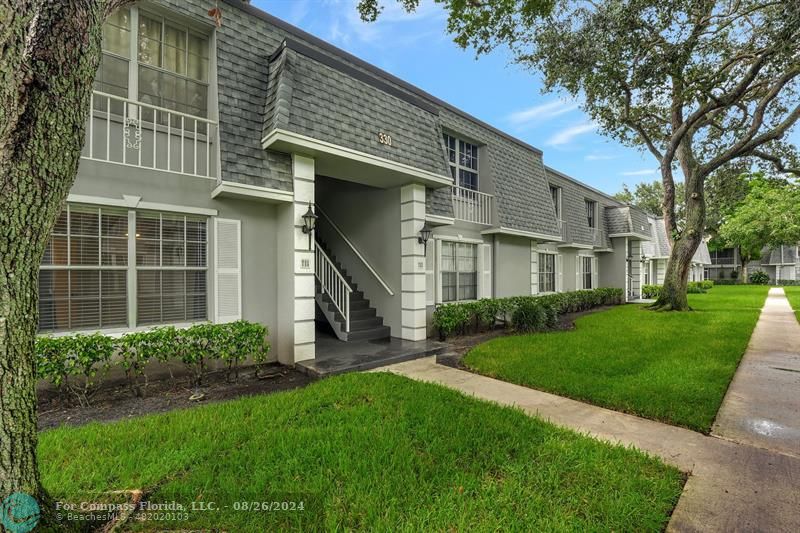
315;239;390;342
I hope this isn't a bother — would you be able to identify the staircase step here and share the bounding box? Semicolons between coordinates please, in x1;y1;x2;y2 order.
343;316;384;331
345;325;391;341
350;307;376;320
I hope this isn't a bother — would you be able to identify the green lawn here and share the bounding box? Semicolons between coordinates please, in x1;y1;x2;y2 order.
464;285;769;433
783;286;800;321
40;373;683;531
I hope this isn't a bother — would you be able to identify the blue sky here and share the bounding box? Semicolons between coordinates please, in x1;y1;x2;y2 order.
254;0;798;195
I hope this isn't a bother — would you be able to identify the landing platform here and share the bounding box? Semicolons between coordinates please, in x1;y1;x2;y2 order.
297;331;447;377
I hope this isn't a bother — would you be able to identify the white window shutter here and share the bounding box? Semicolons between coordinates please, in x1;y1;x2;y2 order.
592;257;599;289
478;243;492;299
530;243;539;294
435;239;443;304
425;239;435;306
214;218;242;323
556;254;563;292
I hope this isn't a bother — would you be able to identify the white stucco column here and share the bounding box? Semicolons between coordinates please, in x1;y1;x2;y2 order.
400;183;427;341
277;154;316;364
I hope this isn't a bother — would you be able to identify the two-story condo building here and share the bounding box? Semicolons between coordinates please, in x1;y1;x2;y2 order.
38;0;652;367
706;245;800;282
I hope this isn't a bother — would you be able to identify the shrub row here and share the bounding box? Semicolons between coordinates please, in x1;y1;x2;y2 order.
431;288;624;340
36;321;270;405
749;270;770;285
641;280;713;299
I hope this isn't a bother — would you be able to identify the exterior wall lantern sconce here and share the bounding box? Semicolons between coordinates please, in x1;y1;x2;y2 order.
418;223;432;255
301;202;318;249
640;254;648;264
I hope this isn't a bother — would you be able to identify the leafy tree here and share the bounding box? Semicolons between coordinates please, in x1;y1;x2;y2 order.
718;176;800;280
1;0;135;526
615;180;686;223
360;0;800;310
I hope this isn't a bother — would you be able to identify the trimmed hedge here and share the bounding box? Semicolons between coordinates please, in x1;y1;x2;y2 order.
641;281;712;299
749;270;770;285
36;321;270;404
432;288;624;340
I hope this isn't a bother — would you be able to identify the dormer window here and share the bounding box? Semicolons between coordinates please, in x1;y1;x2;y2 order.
444;133;479;191
586;200;597;228
95;7;210;119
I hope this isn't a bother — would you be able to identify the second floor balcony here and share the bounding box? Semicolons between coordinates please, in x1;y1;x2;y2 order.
451;186;494;225
82;91;218;179
557;220;608;248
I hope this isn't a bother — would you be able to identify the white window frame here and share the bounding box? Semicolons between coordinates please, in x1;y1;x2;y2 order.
38;204;209;334
550;185;561;219
538;252;557;294
97;6;211;117
38;205;130;332
443;133;479;191
585;199;597;229
579;255;595;289
135;211;209;326
439;239;479;303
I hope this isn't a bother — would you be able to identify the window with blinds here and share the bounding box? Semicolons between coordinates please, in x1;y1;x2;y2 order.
38;205;208;333
39;205;129;331
581;256;593;289
441;241;478;302
538;253;556;293
136;212;208;325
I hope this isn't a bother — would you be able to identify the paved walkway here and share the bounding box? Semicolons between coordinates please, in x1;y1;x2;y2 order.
374;289;800;532
712;287;800;456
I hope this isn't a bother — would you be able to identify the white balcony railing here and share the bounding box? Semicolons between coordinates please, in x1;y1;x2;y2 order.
451;186;493;225
82;91;218;178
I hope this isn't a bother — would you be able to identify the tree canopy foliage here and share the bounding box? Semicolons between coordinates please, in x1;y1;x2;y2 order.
718;175;800;261
615;180;686;222
361;0;800;309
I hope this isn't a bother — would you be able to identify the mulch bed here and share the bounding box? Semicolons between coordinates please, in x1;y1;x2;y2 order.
37;364;314;431
437;305;614;369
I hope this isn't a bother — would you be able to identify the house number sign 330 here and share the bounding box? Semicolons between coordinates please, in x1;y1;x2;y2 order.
378;132;393;146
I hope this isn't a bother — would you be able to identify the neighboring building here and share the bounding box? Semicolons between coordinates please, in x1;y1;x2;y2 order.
37;0;652;366
641;218;711;285
706;245;800;282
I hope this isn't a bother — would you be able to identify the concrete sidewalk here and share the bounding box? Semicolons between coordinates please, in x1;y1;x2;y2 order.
375;315;800;532
712;287;800;457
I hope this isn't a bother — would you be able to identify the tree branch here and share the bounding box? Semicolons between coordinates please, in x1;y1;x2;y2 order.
750;150;800;176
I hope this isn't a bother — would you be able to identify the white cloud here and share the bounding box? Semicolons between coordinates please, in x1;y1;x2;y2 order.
546;122;597;146
507;100;579;127
585;153;617;161
620;169;658;176
323;0;446;46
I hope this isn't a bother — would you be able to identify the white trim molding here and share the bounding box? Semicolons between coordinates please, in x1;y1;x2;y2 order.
425;214;456;226
609;232;651;239
482;226;562;242
66;193;218;216
211;180;293;204
262;128;453;188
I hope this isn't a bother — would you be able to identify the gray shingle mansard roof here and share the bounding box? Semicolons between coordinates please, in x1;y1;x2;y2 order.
642;217;711;265
159;0;621;237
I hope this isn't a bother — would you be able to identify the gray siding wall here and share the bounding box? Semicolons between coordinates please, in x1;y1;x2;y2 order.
494;235;533;298
73;159;279;359
599;237;627;291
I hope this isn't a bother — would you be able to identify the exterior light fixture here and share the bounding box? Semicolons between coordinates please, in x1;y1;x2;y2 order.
418;223;432;255
301;202;318;249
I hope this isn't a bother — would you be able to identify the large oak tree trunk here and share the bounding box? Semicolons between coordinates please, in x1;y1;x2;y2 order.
652;153;706;311
0;1;123;525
